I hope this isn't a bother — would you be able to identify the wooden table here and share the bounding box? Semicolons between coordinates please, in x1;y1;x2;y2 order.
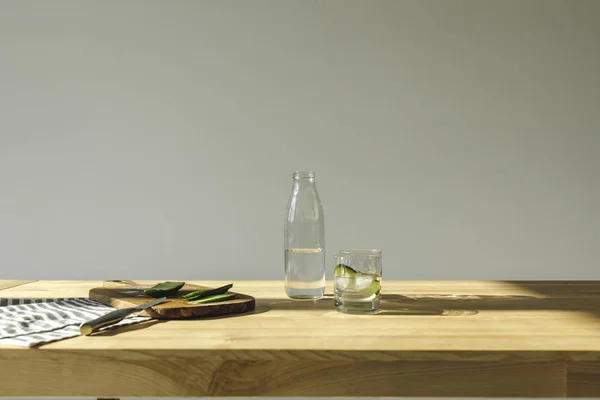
1;280;600;398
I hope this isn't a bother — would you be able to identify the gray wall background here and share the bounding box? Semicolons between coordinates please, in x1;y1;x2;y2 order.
1;2;599;400
1;1;599;279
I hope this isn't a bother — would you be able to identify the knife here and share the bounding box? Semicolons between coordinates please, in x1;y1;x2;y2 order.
80;297;167;336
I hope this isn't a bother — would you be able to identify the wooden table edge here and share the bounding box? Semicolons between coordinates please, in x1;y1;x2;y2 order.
1;351;599;397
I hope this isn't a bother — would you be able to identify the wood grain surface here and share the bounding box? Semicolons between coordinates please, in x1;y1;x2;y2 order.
1;280;600;397
89;280;255;319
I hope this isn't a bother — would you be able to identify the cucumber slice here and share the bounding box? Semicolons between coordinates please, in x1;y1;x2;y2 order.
183;283;233;301
187;293;237;304
358;278;381;298
334;264;357;278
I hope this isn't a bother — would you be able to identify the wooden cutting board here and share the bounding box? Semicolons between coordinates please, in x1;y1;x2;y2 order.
89;280;255;319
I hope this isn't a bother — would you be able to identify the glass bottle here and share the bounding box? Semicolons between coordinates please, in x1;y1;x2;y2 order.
284;171;325;299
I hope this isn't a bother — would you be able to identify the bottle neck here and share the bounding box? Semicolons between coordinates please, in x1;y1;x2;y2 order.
293;177;316;189
292;171;316;187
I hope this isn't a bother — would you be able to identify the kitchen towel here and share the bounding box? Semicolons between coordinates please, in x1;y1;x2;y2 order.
0;297;150;347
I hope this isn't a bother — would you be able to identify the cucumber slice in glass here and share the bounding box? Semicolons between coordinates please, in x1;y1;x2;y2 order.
358;278;381;298
334;264;357;278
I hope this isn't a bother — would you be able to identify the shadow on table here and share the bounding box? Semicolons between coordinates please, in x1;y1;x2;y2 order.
91;319;166;336
93;282;600;334
255;288;600;317
506;280;600;321
255;294;480;316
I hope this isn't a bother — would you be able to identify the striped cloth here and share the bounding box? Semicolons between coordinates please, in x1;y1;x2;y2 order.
0;297;150;347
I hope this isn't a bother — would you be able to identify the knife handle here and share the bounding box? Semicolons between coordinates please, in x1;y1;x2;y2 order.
80;307;135;336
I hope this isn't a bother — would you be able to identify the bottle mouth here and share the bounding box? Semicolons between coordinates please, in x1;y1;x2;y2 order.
293;171;315;179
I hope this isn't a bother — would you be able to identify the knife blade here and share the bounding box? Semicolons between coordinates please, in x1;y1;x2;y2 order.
80;297;167;336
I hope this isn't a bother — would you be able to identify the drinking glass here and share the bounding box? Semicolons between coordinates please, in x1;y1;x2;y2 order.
333;249;382;314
